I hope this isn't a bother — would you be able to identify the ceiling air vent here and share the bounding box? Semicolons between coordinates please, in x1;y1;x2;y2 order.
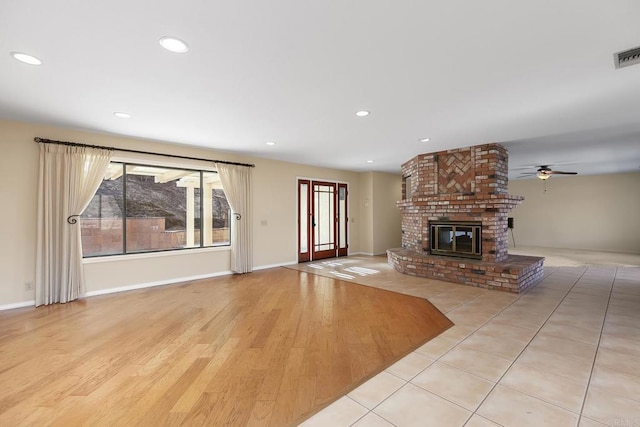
614;46;640;69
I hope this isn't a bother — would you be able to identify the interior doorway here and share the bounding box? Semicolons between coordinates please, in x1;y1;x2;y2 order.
298;179;348;262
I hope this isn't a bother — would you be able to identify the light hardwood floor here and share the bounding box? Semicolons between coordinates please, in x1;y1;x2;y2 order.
0;267;451;426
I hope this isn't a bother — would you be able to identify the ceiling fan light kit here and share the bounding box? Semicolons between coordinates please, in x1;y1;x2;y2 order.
517;165;578;192
536;171;551;180
519;165;578;180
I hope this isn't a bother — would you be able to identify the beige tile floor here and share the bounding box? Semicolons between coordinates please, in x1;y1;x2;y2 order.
292;249;640;427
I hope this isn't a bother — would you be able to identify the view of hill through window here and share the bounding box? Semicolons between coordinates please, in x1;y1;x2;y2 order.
81;163;230;256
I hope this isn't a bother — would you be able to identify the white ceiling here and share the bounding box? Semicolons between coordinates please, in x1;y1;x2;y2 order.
1;1;640;179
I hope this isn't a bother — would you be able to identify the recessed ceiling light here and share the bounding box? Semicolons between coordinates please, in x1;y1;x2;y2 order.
113;112;131;119
419;137;431;142
367;160;374;163
355;110;370;117
10;51;42;65
266;141;276;146
159;36;189;53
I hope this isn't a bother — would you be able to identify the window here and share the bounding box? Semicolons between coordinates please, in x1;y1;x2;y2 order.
81;162;230;257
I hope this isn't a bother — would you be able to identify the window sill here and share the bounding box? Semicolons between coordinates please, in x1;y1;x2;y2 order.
82;245;231;264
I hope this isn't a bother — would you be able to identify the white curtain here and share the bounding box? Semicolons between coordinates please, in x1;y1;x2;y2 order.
35;143;112;306
215;163;253;273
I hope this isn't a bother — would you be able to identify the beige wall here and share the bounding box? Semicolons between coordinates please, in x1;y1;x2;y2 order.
84;249;231;293
0;119;378;307
357;172;402;255
0;122;39;306
358;172;374;254
372;172;402;254
508;173;640;253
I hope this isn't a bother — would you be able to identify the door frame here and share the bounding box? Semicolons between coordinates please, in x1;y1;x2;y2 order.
337;183;348;257
297;177;349;262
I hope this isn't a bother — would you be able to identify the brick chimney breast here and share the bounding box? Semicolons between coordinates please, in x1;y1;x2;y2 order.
390;143;544;293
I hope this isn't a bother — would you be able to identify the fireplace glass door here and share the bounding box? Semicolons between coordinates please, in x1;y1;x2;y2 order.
430;221;481;259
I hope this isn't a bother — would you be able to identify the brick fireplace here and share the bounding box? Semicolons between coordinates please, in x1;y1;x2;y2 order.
387;143;544;293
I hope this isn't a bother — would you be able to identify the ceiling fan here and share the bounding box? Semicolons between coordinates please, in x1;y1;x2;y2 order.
520;165;578;180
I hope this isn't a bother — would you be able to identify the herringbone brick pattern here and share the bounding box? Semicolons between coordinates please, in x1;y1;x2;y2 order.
438;150;474;194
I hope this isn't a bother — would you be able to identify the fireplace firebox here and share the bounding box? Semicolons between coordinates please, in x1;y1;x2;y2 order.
430;221;482;259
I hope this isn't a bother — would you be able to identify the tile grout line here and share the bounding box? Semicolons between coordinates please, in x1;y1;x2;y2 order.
343;396;378;427
576;267;617;421
493;321;610;414
463;266;590;426
348;287;510;426
302;259;482;427
354;268;569;427
315;262;638;426
342;264;486;427
309;263;621;427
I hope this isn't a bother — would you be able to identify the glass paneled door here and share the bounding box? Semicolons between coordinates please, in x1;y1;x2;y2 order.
298;179;348;262
337;183;348;257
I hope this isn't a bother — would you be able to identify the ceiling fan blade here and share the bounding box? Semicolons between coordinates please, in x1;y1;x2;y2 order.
518;172;537;175
511;166;542;170
549;171;578;175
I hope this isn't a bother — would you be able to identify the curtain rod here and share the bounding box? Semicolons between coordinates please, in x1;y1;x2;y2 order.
34;137;256;168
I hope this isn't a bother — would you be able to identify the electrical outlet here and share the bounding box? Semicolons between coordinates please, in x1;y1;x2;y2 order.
25;281;33;291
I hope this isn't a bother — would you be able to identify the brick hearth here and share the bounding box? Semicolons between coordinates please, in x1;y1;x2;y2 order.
388;143;544;293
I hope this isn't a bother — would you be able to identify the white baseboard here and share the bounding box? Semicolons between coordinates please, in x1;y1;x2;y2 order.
2;262;299;311
84;270;233;297
253;261;298;271
84;261;298;297
0;300;36;311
